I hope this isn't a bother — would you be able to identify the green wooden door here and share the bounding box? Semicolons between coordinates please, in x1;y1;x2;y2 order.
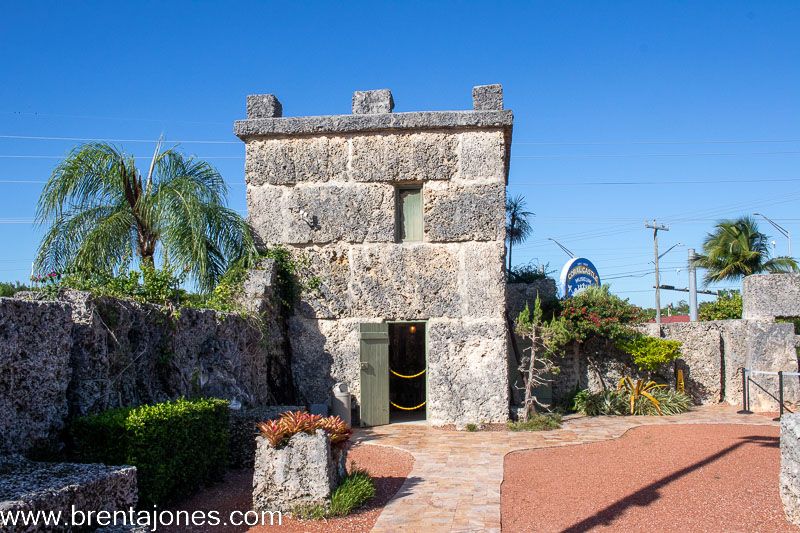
359;323;390;427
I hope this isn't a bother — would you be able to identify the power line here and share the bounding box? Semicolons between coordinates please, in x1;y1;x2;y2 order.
513;138;800;146
0;110;229;126
0;134;239;144
0;155;244;160
511;151;800;159
512;177;800;186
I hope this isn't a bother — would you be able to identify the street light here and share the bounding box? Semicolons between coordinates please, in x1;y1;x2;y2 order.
650;242;684;263
547;238;576;258
754;212;791;257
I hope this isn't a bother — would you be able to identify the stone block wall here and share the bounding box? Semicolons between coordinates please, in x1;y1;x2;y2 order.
0;289;292;455
238;87;513;425
0;298;73;455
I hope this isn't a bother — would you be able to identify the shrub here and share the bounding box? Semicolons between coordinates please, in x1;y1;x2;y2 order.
256;411;352;449
507;413;562;431
616;335;682;373
465;423;479;432
572;388;692;416
698;290;742;321
617;377;667;414
71;397;229;506
0;281;30;297
293;466;376;519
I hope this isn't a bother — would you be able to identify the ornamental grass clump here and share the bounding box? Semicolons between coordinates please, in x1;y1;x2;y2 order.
293;466;376;519
572;385;692;416
256;411;352;448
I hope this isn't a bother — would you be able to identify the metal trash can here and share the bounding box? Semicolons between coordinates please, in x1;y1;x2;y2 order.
332;382;352;426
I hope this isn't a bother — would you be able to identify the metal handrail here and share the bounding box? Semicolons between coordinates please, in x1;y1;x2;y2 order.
742;367;798;416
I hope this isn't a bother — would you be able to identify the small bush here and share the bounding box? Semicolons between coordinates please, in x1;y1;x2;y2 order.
507;413;562;431
616;335;682;373
256;411;352;449
465;423;479;432
72;397;229;506
294;467;376;519
572;388;692;416
0;281;30;297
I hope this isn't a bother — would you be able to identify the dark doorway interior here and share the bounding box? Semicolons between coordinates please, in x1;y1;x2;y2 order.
389;322;426;422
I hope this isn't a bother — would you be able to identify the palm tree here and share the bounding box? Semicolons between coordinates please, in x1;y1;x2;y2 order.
506;195;534;275
35;142;255;292
692;216;798;284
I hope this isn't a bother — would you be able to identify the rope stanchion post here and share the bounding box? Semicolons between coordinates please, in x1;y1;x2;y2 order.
739;368;752;414
779;371;785;418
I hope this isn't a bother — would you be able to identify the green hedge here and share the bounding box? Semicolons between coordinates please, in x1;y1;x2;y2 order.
71;397;229;506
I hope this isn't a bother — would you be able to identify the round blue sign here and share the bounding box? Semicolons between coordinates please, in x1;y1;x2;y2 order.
559;257;601;297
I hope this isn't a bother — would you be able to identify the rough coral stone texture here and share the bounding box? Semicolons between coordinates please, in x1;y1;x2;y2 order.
0;298;72;455
743;273;800;320
252;430;346;512
248;183;395;245
472;84;503;111
352;89;394;114
423;182;505;242
781;414;800;526
458;130;506;181
293;246;352;319
0;455;137;533
656;322;723;404
247;94;283;118
744;321;800;411
426;318;509;426
349;132;458;182
458;242;506;319
288;317;371;406
245;136;348;186
348;244;461;320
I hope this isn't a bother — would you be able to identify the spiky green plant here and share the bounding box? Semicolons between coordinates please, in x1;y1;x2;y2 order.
34;142;255;292
617;377;667;415
693;216;798;284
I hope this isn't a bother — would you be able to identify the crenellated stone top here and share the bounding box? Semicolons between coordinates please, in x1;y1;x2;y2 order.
235;85;512;139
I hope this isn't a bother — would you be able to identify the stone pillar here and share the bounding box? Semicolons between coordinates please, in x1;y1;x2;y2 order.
472;84;503;110
352;89;394;114
781;413;800;526
247;94;283;118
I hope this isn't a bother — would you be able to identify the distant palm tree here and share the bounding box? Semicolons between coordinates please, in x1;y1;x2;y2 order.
506;195;534;275
35;142;255;292
692;216;798;284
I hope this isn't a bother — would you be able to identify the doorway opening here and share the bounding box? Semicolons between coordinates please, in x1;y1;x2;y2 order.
388;322;426;423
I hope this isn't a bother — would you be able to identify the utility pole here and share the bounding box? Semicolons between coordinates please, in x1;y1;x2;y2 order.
645;220;670;325
688;248;698;322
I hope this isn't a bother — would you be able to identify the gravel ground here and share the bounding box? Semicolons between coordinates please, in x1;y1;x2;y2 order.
161;443;413;533
502;424;795;532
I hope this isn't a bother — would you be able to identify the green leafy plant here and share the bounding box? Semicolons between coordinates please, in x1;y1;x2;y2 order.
507;413;562;431
34;141;256;293
293;466;376;519
508;261;553;283
515;296;571;420
616;335;682;373
572;387;692;416
699;290;743;321
71;397;229;506
0;281;30;297
256;411;352;449
465;423;479;432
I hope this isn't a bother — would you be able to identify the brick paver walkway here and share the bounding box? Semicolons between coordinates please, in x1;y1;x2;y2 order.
354;406;777;532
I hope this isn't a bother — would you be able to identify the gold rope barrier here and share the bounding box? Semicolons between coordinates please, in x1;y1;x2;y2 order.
390;401;426;411
390;368;426;379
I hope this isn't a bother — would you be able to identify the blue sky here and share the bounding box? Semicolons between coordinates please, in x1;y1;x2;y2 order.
1;1;798;307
